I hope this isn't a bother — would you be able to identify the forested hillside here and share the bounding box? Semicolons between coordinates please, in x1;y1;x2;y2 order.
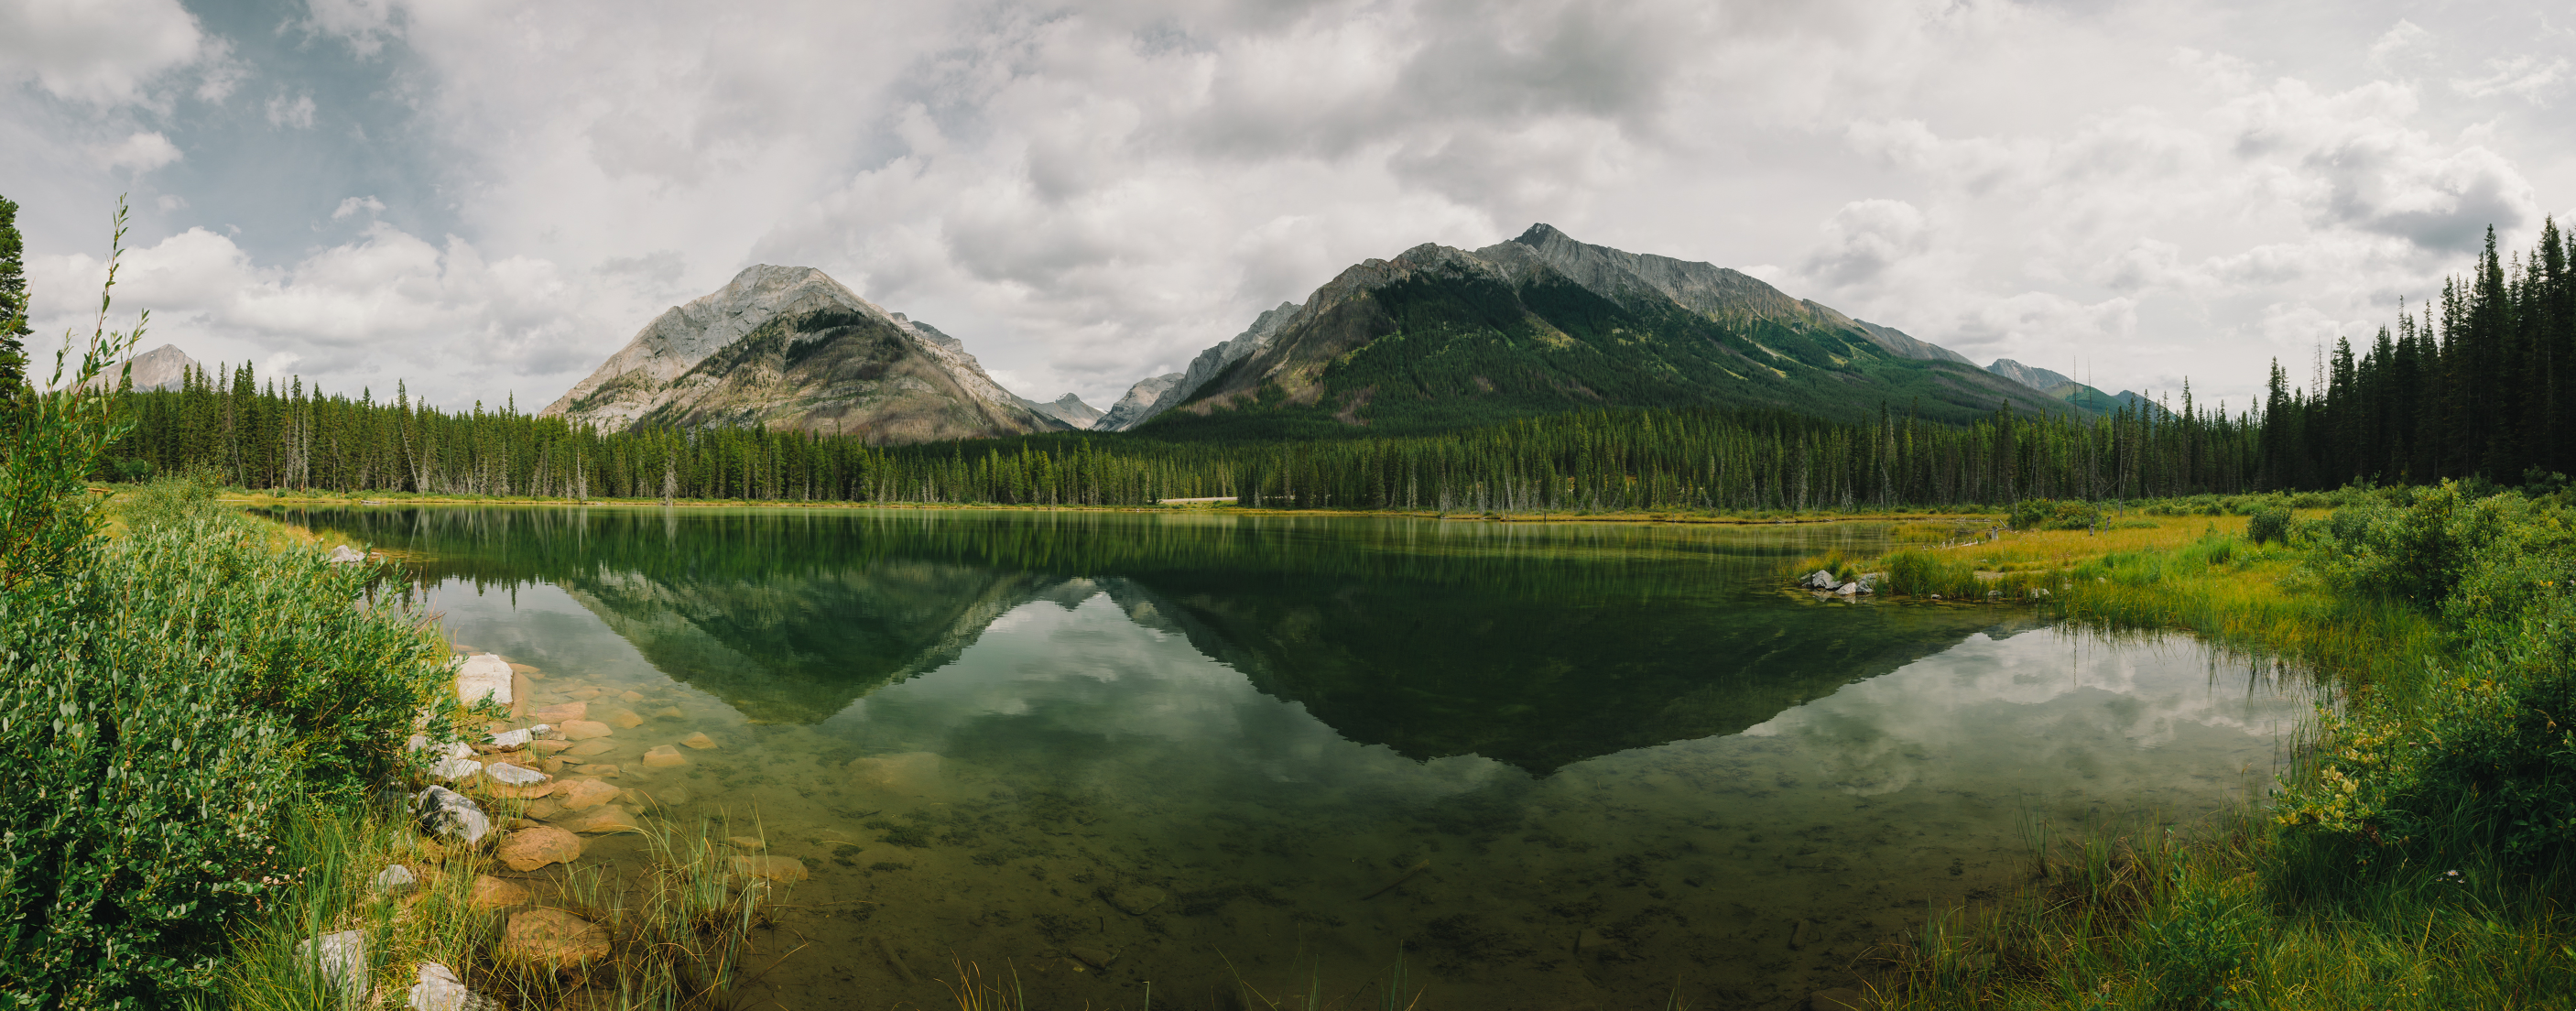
96;218;2567;513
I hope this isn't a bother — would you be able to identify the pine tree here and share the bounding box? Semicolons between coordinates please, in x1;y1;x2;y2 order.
0;194;31;389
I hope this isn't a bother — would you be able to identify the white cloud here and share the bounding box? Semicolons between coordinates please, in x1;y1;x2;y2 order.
94;131;181;172
332;195;386;220
2451;55;2570;104
0;0;208;105
266;92;318;129
2364;20;2428;72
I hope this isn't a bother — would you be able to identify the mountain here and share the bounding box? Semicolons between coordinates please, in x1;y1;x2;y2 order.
1097;301;1301;431
1985;358;2125;413
1131;223;2084;440
86;342;198;392
1016;392;1103;429
540;265;1063;442
1097;373;1182;431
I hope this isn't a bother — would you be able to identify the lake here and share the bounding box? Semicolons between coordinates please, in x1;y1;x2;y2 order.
273;505;2304;1010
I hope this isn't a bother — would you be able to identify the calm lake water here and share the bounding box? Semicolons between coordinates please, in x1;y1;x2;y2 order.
273;505;2304;1010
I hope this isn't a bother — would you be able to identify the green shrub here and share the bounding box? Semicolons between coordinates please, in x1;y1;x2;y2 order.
0;203;449;1007
108;471;217;533
2139;884;2255;1010
2008;498;2102;531
2244;505;2291;545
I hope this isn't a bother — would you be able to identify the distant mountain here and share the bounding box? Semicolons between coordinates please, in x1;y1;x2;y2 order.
1097;301;1301;431
1985;359;2125;414
1127;224;2081;439
540;266;1063;443
86;342;198;392
1016;392;1103;429
1096;373;1182;431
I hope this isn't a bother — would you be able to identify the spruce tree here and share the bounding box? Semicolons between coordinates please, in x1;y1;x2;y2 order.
0;194;30;389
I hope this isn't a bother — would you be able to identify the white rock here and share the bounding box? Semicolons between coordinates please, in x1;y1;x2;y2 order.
375;864;418;895
328;544;366;564
440;741;473;761
455;653;512;708
430;757;484;782
415;786;491;844
485;724;549;749
485;763;548;786
405;734;430;752
294;929;367;1003
408;962;494;1011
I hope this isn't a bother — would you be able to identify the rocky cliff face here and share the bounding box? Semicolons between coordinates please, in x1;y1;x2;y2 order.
1096;301;1302;431
540;266;1061;442
87;342;199;391
1096;373;1182;431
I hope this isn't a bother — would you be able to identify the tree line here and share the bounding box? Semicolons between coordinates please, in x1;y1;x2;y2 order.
2262;222;2574;488
85;218;2571;513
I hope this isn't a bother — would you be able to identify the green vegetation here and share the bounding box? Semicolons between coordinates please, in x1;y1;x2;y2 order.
1880;483;2576;1010
0;206;452;1006
0;192;28;388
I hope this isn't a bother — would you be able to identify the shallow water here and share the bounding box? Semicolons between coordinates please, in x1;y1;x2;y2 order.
278;506;2304;1009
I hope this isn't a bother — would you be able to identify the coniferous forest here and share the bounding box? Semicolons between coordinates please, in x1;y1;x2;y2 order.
92;220;2569;513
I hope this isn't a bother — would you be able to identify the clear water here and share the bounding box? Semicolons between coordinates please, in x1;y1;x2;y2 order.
275;506;2304;1010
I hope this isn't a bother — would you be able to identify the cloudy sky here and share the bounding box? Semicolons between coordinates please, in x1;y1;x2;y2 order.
4;0;2569;412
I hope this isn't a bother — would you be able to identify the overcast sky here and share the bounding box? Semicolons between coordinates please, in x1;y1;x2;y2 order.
4;0;2569;413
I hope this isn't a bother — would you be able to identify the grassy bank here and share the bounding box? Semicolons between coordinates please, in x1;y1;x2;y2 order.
1835;486;2576;1010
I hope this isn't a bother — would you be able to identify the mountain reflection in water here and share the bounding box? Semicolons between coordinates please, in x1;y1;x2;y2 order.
283;505;2024;773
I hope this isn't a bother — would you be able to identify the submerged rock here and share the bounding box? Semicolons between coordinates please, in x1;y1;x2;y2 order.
559;806;642;834
730;855;807;883
531;702;586;723
679;732;718;750
554;778;620;811
415;787;490;844
559;720;612;741
500;908;610;968
1068;946;1117;970
603;708;643;729
849;751;942;791
496;826;584;871
468;875;531;910
1103;884;1168;916
641;745;686;767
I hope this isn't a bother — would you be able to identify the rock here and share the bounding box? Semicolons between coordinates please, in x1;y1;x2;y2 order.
294;929;368;1001
485;763;549;787
849;751;942;791
486;726;549;749
468;875;531;910
603;708;643;729
415;787;491;844
554;778;621;811
440;741;475;761
328;544;366;564
1808;988;1870;1011
525;799;564;821
528;740;574;756
642;745;687;767
531;702;586;723
1835;582;1859;596
566;739;618;756
575;764;621;777
500;908;611;968
727;835;765;851
405;734;431;752
375;864;418;896
1103;884;1168;916
507;662;538;674
430;756;484;782
679;732;717;750
1801;569;1840;590
656;706;686;720
407;961;489;1011
455;654;513;708
618;690;644;703
559;806;642;834
730;855;808;883
559;720;613;741
566;686;603;701
490;778;557;800
647;786;691;806
1068;946;1117;970
496;826;584;872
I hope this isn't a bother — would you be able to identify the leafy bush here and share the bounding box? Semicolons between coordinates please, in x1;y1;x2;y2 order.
2008;498;2101;531
0;205;448;1007
2139;884;2255;1010
2244;505;2291;545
